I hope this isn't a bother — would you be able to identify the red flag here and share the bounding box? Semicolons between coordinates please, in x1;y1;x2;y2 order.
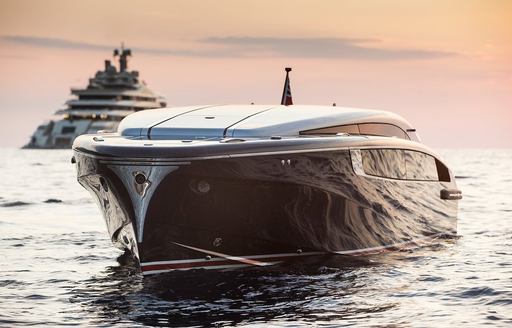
281;67;293;106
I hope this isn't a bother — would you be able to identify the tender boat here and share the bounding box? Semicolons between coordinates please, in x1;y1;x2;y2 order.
25;46;166;149
72;69;461;275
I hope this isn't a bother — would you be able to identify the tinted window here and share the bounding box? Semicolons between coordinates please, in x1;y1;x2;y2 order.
361;149;406;179
356;149;445;181
61;126;76;134
300;124;359;135
405;150;438;181
301;123;409;140
358;123;408;139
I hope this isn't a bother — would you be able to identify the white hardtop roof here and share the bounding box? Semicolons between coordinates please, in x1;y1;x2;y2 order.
118;104;414;139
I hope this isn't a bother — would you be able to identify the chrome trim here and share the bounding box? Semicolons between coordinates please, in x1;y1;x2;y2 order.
107;165;179;242
74;136;441;165
99;160;191;166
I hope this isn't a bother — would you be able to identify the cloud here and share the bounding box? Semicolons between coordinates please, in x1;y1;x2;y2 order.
0;35;198;56
200;36;457;60
1;35;457;60
1;35;113;51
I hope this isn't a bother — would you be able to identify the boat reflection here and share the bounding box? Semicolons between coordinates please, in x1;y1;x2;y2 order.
71;251;436;327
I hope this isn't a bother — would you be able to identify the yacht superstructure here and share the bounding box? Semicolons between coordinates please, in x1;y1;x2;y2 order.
25;47;166;148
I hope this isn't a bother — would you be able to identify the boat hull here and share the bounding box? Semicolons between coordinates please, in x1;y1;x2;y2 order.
74;145;458;275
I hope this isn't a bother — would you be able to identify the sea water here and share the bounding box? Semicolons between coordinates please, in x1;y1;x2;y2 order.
0;148;510;327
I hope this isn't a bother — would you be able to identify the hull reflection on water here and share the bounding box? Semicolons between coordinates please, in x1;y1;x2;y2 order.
71;244;455;327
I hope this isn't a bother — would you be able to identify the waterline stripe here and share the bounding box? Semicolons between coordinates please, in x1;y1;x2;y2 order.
140;233;453;274
140;251;323;267
142;263;253;275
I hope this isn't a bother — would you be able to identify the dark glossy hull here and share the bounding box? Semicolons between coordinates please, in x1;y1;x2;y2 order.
74;141;458;275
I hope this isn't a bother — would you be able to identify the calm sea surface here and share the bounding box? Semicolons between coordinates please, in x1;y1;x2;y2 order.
0;148;511;327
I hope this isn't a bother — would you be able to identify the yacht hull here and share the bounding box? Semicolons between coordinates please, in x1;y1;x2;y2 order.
74;144;458;275
24;119;121;149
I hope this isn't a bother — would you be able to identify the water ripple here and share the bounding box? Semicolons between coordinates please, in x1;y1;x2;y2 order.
1;201;32;207
0;149;511;327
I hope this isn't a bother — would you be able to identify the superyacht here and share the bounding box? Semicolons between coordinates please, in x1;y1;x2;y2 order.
25;46;166;148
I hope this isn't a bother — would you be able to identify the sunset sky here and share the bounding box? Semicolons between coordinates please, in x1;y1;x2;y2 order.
0;0;510;147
